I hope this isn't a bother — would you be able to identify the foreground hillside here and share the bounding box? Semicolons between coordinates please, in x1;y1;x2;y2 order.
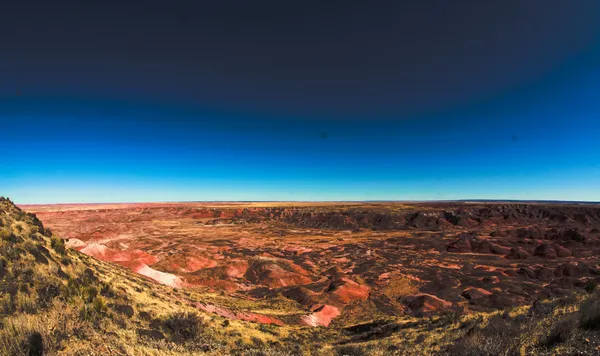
3;198;600;355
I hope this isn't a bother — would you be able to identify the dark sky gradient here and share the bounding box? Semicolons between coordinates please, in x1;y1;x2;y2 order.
2;1;600;203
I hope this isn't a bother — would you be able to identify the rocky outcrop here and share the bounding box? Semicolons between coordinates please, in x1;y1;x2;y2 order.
244;256;311;288
400;294;453;316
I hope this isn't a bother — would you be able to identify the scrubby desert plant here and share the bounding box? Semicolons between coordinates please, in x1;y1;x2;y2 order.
162;312;203;342
50;236;66;255
0;293;14;315
541;315;577;347
0;228;19;243
80;296;108;322
579;292;600;330
445;314;525;356
585;280;598;294
0;314;50;356
15;292;38;314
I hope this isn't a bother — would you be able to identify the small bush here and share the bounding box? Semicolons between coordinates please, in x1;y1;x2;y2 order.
258;323;279;336
35;279;61;308
92;297;107;314
541;315;577;346
0;229;11;240
0;294;14;314
99;282;116;298
0;229;19;243
580;293;600;330
29;227;40;240
0;316;48;355
80;296;107;322
446;314;524;356
26;332;44;356
50;237;66;255
15;292;38;314
63;278;100;304
585;280;598;294
162;312;203;342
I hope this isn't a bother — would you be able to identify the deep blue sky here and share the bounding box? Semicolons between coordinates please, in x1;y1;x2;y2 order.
1;1;600;203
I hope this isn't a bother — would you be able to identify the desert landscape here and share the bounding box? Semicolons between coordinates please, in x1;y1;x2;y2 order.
5;2;600;354
0;199;595;355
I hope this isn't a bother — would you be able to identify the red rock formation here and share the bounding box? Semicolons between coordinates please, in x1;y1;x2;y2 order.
400;294;452;316
462;287;492;300
300;305;341;327
244;257;311;288
326;277;370;304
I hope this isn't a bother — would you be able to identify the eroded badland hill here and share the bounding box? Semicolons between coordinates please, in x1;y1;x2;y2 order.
3;198;600;355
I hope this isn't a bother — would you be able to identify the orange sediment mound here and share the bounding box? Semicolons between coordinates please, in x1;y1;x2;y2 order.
300;305;341;327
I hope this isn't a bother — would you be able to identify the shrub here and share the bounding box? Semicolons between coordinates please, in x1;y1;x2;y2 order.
445;314;524;356
541;315;577;346
0;229;19;243
35;279;61;309
258;323;279;336
0;229;11;240
92;297;107;314
162;312;203;342
50;237;66;255
580;292;600;330
0;294;14;315
26;332;44;356
63;278;99;303
99;281;116;298
15;292;38;314
585;280;598;294
0;315;48;355
80;297;107;322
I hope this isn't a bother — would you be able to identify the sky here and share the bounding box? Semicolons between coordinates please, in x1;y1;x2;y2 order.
1;1;600;203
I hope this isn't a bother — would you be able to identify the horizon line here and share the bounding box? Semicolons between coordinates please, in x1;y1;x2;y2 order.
12;198;600;206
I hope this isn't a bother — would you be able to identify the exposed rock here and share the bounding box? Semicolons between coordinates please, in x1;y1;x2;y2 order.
533;244;559;259
400;294;452;316
505;247;530;259
244;257;311;288
282;287;320;306
300;305;340;327
474;240;511;255
462;287;492;300
326;277;370;304
446;233;473;253
481;276;500;284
